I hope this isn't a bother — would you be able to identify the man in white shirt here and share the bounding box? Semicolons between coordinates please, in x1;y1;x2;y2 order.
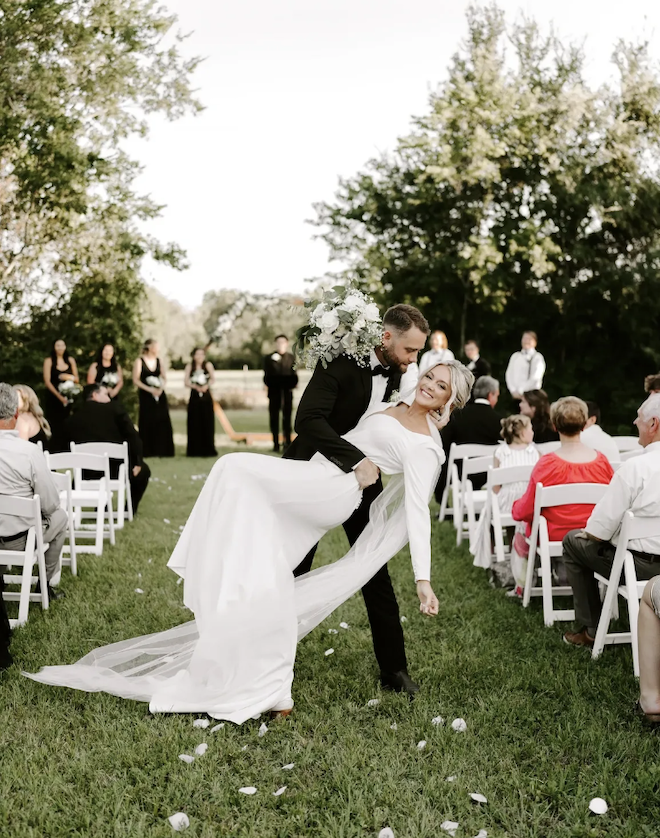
562;393;660;648
505;331;546;400
580;402;620;464
419;331;455;374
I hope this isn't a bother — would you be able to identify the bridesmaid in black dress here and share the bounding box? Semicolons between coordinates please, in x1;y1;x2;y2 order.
132;339;174;458
43;338;79;452
87;343;124;399
184;347;217;457
14;385;52;450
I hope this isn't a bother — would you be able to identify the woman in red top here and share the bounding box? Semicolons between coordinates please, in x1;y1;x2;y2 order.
512;397;614;552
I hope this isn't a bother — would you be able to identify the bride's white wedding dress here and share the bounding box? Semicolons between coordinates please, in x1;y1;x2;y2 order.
26;403;444;723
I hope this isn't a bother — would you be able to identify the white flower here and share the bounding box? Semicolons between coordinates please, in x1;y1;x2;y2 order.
270;352;282;362
178;754;194;764
239;787;257;795
470;793;487;804
317;331;334;347
440;822;458;837
589;798;608;815
320;310;340;332
342;294;364;312
417;740;427;750
451;718;467;732
364;303;381;321
194;743;208;756
367;699;380;707
193;719;209;729
168;812;190;831
353;317;366;331
311;303;326;322
341;332;358;352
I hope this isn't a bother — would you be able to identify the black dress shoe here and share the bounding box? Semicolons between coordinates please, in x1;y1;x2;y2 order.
35;581;66;601
380;670;420;697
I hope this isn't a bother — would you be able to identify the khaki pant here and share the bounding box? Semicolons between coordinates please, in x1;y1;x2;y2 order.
0;507;68;581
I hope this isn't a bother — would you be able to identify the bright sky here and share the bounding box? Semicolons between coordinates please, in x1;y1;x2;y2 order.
128;0;659;309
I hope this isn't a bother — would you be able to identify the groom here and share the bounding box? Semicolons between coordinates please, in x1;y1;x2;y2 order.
285;303;430;696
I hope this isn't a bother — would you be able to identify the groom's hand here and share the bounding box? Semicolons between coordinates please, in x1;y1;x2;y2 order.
428;409;450;431
354;458;380;489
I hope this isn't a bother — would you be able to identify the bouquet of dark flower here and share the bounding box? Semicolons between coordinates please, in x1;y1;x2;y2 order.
145;375;163;401
295;285;382;370
101;371;118;388
190;369;209;397
57;379;81;404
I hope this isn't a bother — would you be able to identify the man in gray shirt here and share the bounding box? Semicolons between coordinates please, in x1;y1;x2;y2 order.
0;383;67;612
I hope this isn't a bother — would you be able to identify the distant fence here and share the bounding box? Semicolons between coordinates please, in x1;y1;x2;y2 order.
167;368;313;409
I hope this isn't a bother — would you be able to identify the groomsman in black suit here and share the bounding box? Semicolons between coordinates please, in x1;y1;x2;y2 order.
464;339;492;380
64;384;151;513
263;335;298;453
286;304;430;696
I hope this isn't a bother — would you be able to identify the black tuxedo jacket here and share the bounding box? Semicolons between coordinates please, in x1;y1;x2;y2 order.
464;356;491;380
64;401;144;469
284;355;401;473
263;352;298;391
441;401;501;449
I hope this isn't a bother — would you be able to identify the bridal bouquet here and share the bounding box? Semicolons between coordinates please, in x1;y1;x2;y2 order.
145;375;163;401
190;369;209;396
57;379;81;403
295;285;381;370
101;371;118;388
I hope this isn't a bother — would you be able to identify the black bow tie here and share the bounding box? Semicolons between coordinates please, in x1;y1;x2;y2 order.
372;364;392;378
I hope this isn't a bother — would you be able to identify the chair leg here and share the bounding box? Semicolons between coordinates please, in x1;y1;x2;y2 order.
126;477;134;522
592;575;621;660
539;543;555;626
18;559;34;626
522;548;536;608
95;493;105;555
116;482;125;529
624;554;641;677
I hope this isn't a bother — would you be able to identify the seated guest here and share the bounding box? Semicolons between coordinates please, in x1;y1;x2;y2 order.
644;373;660;395
520;389;559;444
463;339;491;380
14;385;52;450
511;397;614;582
0;383;67;602
435;375;501;500
562;393;660;648
637;576;660;725
581;401;620;463
64;384;151;514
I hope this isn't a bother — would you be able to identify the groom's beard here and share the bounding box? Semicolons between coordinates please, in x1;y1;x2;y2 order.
379;344;408;373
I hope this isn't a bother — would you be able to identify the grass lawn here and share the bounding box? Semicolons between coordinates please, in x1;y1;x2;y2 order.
2;453;659;837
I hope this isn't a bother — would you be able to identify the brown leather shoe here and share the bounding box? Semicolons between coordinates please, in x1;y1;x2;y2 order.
563;628;595;648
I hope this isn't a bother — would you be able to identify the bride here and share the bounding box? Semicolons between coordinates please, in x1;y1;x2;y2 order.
27;361;473;723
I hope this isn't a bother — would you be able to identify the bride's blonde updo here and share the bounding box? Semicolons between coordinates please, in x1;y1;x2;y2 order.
428;360;475;423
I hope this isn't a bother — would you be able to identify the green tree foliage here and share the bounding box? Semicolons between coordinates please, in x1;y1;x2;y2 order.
313;5;660;428
0;0;201;400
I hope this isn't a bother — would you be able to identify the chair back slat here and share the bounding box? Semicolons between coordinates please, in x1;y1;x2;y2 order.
47;451;110;474
612;435;642;453
0;494;41;518
452;443;498;460
536;482;609;509
620;448;644;462
463;455;494;478
71;441;127;461
487;463;534;489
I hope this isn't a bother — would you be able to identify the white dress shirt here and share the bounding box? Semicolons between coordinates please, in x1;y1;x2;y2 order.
419;348;455;374
580;424;620;464
367;351;419;410
505;348;546;396
586;440;660;553
0;430;61;536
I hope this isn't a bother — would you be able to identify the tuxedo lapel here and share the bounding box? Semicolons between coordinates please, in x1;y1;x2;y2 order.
358;364;373;416
384;370;402;403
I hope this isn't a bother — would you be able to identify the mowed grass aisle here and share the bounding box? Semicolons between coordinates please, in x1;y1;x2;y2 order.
2;453;659;838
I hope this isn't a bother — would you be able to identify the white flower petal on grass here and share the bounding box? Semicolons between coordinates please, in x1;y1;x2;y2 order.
258;723;268;737
177;577;183;586
241;745;249;751
400;616;408;623
470;793;488;804
210;723;224;733
148;558;152;564
432;716;445;726
379;829;395;838
446;776;457;782
451;718;467;732
273;786;287;797
589;798;608;815
178;754;194;764
474;831;488;838
339;622;350;629
440;821;458;837
194;743;208;756
282;763;295;770
367;699;380;707
239;787;257;795
168;812;190;831
137;573;142;579
390;722;398;730
325;648;334;656
193;719;210;729
164;518;171;524
328;628;338;634
134;588;144;594
416;740;427;750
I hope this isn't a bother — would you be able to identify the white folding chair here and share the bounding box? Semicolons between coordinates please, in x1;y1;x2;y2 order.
535;441;562;455
36;439;44;453
612;435;642;454
592;512;660;676
522;482;610;626
620;448;644;462
483;463;536;565
48;470;77;576
71;441;133;527
46;452;115;555
0;495;49;627
458;455;493;547
439;442;497;523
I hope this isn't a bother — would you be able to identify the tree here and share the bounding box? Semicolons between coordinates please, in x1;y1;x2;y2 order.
312;4;660;429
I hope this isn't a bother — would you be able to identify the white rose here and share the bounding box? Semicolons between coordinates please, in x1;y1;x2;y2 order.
353;317;366;331
311;303;326;323
364;303;380;322
341;332;359;352
342;294;363;312
317;331;333;346
320;310;340;332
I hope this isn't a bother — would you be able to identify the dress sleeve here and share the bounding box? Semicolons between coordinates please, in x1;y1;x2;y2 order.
403;442;444;581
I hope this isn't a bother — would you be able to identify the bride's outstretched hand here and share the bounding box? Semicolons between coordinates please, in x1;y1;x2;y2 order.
416;580;439;616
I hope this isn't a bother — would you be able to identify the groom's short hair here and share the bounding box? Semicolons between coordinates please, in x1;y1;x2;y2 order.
383;304;430;336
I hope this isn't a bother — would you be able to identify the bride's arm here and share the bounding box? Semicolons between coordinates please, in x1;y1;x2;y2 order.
403;444;444;615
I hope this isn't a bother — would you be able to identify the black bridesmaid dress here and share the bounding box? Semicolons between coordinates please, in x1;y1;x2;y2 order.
45;359;73;453
29;428;50;451
186;364;217;458
138;357;174;458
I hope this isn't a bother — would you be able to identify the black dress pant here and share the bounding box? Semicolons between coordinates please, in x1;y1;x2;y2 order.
293;480;407;675
130;462;151;514
268;388;293;447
